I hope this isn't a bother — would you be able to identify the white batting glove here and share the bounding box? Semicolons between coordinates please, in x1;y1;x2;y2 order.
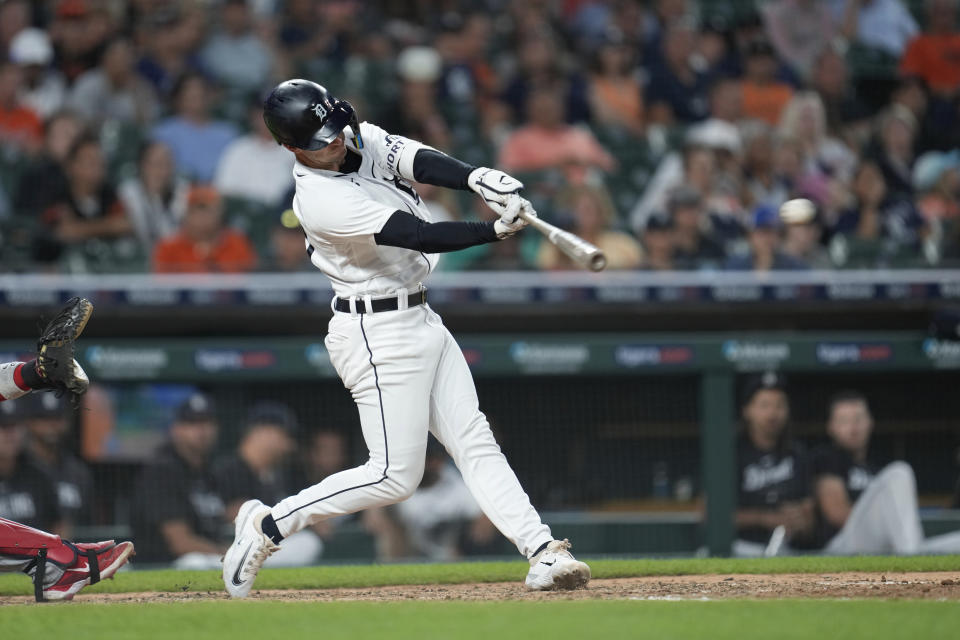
493;197;535;239
468;167;524;216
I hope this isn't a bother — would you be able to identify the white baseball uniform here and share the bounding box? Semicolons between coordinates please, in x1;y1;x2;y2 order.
269;122;554;558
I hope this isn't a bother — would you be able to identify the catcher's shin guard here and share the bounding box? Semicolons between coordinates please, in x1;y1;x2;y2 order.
0;518;78;601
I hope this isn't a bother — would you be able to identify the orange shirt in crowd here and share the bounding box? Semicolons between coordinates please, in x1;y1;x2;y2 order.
590;76;645;128
0;105;43;148
152;229;257;273
741;81;794;126
900;34;960;93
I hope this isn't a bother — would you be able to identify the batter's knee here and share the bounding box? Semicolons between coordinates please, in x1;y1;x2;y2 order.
379;457;425;503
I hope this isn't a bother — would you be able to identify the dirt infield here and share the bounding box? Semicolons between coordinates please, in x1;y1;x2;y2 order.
4;571;960;605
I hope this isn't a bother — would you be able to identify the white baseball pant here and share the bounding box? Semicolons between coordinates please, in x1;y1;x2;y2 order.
826;461;960;554
269;303;553;558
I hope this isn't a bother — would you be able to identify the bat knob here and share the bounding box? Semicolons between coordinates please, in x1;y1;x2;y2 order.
589;252;607;272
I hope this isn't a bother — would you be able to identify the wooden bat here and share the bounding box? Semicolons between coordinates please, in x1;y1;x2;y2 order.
517;208;607;272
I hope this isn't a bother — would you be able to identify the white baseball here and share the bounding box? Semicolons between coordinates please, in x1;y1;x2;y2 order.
779;198;816;224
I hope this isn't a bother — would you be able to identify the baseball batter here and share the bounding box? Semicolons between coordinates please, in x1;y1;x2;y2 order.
222;79;590;595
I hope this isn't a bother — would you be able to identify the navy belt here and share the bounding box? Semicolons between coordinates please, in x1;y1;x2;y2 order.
334;289;427;314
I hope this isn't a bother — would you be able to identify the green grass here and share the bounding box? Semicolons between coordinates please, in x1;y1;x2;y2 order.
1;555;959;597
1;600;958;640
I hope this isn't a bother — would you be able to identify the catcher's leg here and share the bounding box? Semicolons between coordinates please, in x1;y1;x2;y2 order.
0;518;76;601
0;518;134;602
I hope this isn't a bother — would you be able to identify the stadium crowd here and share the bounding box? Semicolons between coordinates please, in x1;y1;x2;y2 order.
1;0;960;273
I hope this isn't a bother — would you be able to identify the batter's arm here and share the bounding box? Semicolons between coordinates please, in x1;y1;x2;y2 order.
374;210;498;253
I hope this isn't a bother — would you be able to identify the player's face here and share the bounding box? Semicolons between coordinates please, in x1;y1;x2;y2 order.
28;417;67;447
828;400;873;453
292;132;347;170
172;419;218;458
744;389;789;443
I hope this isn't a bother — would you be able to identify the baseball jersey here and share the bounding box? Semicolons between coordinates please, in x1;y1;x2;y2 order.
213;454;294;509
292;121;439;298
131;444;227;563
736;436;812;544
27;452;94;527
0;456;60;532
811;443;876;545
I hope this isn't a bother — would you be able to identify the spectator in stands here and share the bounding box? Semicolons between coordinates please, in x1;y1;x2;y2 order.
14;111;82;218
152;185;257;273
831;159;926;263
379;46;451;148
810;391;960;553
49;0;116;84
214;99;295;207
639;211;677;270
0;0;30;55
837;0;919;58
0;400;61;534
363;439;498;561
734;372;815;557
21;392;92;539
299;429;348;488
67;36;158;128
0;60;43;154
131;391;227;567
135;8;205;98
667;186;726;270
780;92;858;185
741;39;794;126
761;0;836;79
436;13;499;118
151;73;239;183
725;205;810;270
501;29;590;125
741;123;791;210
497;86;615;182
809;46;871;144
537;185;643;270
265;209;313;272
588;28;645;137
200;0;273;93
118;141;189;249
913;150;960;223
48;135;133;264
780;198;833;268
8;28;67;120
873;105;919;198
901;0;960;96
645;17;713;124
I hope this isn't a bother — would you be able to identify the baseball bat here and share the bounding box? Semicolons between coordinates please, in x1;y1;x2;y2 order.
518;209;607;272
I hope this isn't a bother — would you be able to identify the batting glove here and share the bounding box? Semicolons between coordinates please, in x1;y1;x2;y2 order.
468;167;524;217
493;197;535;239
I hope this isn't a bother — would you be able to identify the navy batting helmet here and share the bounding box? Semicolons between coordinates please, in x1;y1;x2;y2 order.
262;79;363;151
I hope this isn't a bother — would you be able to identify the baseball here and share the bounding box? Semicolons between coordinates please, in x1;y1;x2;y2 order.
779;198;816;224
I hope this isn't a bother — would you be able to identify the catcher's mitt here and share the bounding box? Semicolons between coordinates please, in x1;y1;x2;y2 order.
35;297;93;396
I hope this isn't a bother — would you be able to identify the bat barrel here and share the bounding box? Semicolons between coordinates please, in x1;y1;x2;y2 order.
519;210;607;272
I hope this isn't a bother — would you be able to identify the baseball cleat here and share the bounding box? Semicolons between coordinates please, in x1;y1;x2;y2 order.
524;539;591;591
222;499;279;598
42;540;135;601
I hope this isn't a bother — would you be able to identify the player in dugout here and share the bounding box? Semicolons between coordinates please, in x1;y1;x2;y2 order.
0;298;134;601
810;390;960;554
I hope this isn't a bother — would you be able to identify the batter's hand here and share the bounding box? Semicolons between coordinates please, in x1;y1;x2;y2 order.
493;197;535;239
468;167;524;216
